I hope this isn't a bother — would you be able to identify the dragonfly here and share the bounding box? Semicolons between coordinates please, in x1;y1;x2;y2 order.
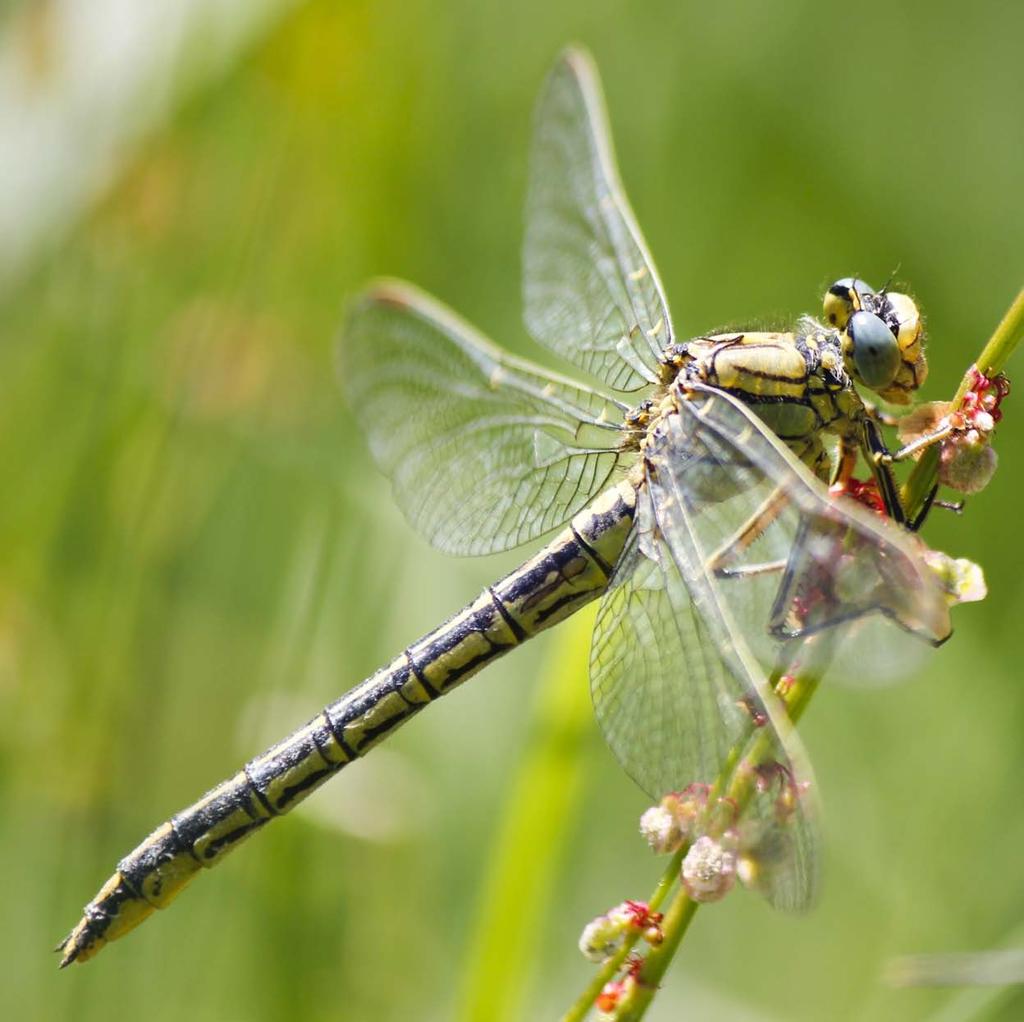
59;47;956;966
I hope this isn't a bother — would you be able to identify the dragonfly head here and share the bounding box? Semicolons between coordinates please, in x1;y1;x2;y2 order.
824;278;928;404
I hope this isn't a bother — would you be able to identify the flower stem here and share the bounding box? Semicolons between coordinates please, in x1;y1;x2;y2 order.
954;285;1024;399
904;284;1024;516
558;847;687;1022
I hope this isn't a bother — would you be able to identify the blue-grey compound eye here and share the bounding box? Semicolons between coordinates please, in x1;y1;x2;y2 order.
848;310;901;389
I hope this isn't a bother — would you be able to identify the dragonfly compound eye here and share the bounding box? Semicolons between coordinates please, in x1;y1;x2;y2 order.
848;310;901;390
823;277;873;328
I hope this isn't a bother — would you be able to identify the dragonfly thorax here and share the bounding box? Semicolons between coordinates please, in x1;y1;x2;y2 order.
661;327;861;480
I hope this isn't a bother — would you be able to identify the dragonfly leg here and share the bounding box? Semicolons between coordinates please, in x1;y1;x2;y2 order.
879;421;955;464
857;417;943;531
857;418;912;526
861;400;903;429
830;436;860;490
714;557;788;580
707;487;789;580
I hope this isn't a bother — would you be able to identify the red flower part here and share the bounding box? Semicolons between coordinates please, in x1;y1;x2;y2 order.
676;782;711;803
829;476;887;516
596;980;624;1012
737;694;768;726
625;953;646;979
622;900;662;931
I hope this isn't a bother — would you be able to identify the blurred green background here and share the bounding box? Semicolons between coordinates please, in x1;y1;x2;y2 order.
3;1;1023;1019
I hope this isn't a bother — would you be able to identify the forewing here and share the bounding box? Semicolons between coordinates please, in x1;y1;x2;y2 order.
523;48;672;392
659;385;951;664
591;486;819;910
600;383;954;909
738;754;820;912
339;281;629;555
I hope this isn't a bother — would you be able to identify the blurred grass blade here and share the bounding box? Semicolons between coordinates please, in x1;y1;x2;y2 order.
887;919;1024;1022
888;949;1024;988
455;608;596;1022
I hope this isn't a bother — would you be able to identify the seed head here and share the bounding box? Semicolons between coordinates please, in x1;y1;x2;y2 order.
639;805;683;854
681;835;736;902
895;369;1009;496
578;913;627;963
578;901;662;962
577;917;622;962
938;436;998;494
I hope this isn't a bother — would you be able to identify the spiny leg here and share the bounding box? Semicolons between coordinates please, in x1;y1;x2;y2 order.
859;417;946;530
857;419;909;525
707;486;789;581
864;415;967;526
882;421;955;464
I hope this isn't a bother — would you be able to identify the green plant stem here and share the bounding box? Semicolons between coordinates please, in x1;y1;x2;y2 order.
954;285;1024;400
558;847;687;1022
904;285;1024;515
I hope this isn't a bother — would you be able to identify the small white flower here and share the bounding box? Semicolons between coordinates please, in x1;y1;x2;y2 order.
681;835;736;902
639;805;683;853
578;909;629;963
606;902;638;929
578;916;620;963
973;410;995;434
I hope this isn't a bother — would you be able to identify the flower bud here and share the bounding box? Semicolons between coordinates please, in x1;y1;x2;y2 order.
922;549;987;605
639;805;684;854
578;902;660;962
938;438;998;494
578;914;625;963
681;835;736;902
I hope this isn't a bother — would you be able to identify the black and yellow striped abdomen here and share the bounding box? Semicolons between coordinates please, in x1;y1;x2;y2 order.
58;481;637;966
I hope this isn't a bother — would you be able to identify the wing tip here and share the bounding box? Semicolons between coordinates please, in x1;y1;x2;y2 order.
558;43;596;76
551;44;603;100
336;280;423;385
358;277;423;311
931;619;953;648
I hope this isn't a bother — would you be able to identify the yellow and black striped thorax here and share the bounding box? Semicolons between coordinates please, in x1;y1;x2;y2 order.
669;326;866;478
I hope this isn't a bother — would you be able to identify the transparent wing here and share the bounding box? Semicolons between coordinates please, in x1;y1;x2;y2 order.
339;280;631;555
591;486;820;910
653;384;951;671
743;756;820;912
591;384;951;911
523;47;673;393
610;387;954;909
591;488;753;798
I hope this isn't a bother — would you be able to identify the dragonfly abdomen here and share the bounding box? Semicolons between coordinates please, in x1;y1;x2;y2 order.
58;481;637;966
